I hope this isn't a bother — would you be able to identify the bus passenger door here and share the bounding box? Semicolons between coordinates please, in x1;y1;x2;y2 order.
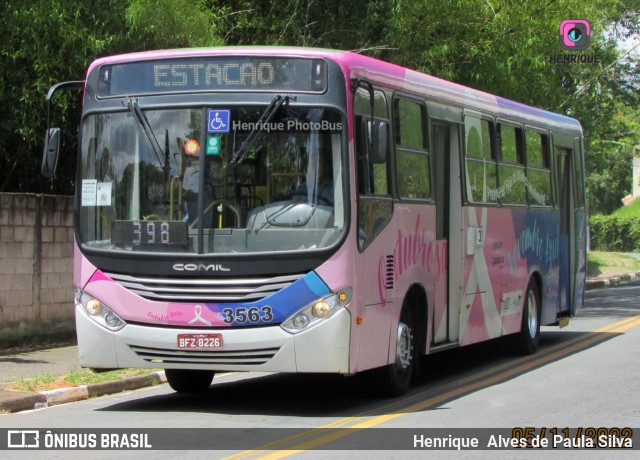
572;137;587;315
556;147;573;315
353;84;395;371
432;122;462;345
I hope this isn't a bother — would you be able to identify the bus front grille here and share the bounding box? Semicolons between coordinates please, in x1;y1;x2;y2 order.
129;344;280;366
104;272;303;303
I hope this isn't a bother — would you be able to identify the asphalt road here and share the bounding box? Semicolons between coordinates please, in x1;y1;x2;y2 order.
0;346;81;384
1;281;639;459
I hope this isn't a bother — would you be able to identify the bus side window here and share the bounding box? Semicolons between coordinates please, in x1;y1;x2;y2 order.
394;97;430;200
464;115;497;204
497;123;526;205
354;88;389;196
354;85;392;250
368;118;389;194
355;114;369;194
525;129;551;206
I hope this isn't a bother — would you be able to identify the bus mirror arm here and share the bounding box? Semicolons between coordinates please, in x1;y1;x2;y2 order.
42;80;84;177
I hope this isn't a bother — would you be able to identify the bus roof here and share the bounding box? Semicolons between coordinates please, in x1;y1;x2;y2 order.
88;47;582;134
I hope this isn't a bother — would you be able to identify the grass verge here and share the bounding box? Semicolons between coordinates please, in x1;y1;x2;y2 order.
587;251;640;278
11;368;160;392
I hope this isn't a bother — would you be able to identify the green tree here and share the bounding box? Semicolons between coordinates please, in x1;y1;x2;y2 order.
216;0;388;51
214;1;638;213
126;0;223;50
587;107;640;214
0;0;223;194
383;0;639;213
1;0;638;213
1;1;127;193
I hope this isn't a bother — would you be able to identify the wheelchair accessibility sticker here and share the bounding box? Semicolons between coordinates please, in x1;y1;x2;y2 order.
208;109;230;133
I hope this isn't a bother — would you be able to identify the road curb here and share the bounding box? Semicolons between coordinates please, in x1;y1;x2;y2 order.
586;271;640;291
0;371;166;413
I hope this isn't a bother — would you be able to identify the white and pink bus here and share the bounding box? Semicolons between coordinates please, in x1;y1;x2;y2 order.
42;47;586;396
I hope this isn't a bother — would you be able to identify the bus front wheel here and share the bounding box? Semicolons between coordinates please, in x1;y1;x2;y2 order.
375;303;414;397
165;369;215;393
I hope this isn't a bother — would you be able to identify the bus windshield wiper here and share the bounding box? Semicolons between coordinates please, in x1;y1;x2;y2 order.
230;94;295;166
126;97;164;167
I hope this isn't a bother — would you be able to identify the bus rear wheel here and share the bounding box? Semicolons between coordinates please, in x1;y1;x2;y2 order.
165;369;215;393
514;279;541;355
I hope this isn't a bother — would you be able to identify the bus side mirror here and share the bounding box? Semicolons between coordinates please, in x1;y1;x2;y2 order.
41;128;61;177
368;120;388;164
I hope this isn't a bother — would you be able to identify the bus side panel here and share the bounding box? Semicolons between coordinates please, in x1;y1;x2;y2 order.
354;206;397;372
458;206;561;346
352;204;437;372
514;208;562;327
391;204;441;354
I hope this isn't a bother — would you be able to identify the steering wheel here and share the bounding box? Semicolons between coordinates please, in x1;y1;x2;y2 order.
189;199;241;229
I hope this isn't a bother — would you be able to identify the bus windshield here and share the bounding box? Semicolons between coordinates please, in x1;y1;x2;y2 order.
78;106;345;254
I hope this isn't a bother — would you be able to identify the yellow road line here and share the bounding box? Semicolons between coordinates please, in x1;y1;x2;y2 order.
225;315;640;459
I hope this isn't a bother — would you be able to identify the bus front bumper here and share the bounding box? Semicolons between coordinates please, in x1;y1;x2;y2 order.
75;305;351;374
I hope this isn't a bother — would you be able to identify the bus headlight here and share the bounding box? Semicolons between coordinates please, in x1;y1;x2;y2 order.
281;288;352;334
75;290;126;332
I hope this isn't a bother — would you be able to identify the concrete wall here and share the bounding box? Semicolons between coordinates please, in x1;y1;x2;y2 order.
0;193;75;346
633;156;640;200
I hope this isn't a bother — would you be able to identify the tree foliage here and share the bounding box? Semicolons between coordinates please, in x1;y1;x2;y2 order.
587;107;640;214
1;0;126;193
0;0;223;194
126;0;223;50
0;0;638;215
214;0;387;51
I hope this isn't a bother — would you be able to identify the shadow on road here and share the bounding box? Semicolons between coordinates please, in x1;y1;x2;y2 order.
0;357;49;365
94;281;640;418
98;328;623;418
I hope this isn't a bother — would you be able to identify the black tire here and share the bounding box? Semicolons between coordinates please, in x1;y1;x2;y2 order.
514;279;541;355
375;303;415;397
165;369;214;393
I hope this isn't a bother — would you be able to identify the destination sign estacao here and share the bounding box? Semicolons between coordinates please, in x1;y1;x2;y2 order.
96;57;327;96
154;62;277;87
